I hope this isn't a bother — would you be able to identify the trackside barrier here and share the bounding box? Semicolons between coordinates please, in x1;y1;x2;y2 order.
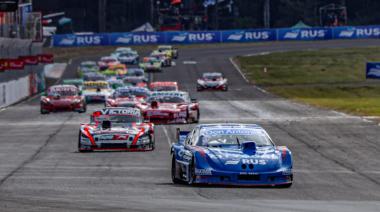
0;76;30;108
52;25;380;47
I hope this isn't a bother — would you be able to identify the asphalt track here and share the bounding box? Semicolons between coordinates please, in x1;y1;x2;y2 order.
1;40;380;211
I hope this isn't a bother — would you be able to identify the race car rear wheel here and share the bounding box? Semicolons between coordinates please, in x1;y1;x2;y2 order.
171;156;182;184
194;110;200;123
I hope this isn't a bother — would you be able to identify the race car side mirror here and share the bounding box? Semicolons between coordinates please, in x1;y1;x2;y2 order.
191;98;197;103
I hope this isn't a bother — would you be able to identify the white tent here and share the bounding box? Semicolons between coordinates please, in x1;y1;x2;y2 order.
132;22;155;32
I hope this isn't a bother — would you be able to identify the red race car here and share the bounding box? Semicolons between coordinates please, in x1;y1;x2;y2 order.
106;87;148;109
40;85;86;114
78;107;154;152
149;81;178;91
197;72;228;91
143;91;199;124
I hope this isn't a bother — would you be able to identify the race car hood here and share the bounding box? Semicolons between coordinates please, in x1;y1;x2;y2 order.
45;96;81;105
146;103;186;111
196;146;282;172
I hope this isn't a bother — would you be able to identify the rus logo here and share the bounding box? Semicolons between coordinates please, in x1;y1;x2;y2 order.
188;33;214;42
76;36;102;45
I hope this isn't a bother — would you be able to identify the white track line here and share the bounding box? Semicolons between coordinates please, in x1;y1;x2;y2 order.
229;56;269;94
162;126;174;146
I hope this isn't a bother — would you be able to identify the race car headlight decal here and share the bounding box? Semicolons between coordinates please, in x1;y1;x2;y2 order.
138;135;150;144
73;99;81;104
197;80;205;85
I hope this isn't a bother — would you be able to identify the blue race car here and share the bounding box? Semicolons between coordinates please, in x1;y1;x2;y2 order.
171;124;293;187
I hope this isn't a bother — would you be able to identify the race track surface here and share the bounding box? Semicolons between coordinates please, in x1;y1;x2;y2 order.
1;40;380;211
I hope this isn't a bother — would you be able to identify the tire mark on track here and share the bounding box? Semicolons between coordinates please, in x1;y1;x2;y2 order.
0;113;74;188
273;123;380;187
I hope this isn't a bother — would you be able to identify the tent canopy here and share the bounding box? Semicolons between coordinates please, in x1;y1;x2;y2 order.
132;22;155;32
291;21;311;28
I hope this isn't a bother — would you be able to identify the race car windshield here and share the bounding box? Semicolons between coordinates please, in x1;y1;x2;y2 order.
125;71;144;77
125;89;150;97
49;89;77;97
198;130;273;147
119;53;135;57
96;115;142;126
148;96;186;103
114;91;133;98
151;86;177;91
204;75;222;81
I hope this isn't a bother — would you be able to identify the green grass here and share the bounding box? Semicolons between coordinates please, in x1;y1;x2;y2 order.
237;47;380;116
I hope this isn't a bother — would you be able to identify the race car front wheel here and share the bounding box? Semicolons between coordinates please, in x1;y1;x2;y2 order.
78;131;92;153
171;156;182;184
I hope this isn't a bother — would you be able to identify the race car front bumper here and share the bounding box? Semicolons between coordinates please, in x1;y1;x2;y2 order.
79;143;154;152
193;169;293;186
197;84;227;91
41;102;84;112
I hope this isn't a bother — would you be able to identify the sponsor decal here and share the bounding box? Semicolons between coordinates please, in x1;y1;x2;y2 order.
280;28;329;40
19;56;39;65
241;158;267;165
339;29;355;38
205;129;256;136
366;63;380;79
195;168;212;176
171;33;188;42
100;108;141;116
58;35;76;45
225;160;240;165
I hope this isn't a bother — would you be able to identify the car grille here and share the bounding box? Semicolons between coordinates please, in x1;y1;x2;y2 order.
238;174;261;181
100;143;128;148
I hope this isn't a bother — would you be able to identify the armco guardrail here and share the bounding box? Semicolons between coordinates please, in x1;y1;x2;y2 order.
52;25;380;47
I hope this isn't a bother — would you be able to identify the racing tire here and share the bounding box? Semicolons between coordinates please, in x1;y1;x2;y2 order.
223;86;228;92
171;156;182;184
276;183;292;188
78;104;87;113
78;131;93;153
194;110;200;123
187;158;196;185
40;106;49;114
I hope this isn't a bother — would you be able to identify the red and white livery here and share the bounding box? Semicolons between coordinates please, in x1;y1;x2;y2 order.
143;91;199;124
78;107;154;152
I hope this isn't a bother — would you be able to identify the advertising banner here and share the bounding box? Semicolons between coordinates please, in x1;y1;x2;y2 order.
366;62;380;79
19;56;39;65
278;28;332;41
221;29;276;42
53;34;110;47
165;31;221;44
38;54;54;63
109;32;165;45
333;26;380;39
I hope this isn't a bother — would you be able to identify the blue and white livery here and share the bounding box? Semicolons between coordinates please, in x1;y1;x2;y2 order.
171;124;293;187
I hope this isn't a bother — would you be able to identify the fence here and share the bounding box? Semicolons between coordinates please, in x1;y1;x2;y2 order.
52;25;380;47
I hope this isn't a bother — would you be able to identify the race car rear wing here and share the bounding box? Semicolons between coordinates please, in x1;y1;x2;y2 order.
176;128;190;145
